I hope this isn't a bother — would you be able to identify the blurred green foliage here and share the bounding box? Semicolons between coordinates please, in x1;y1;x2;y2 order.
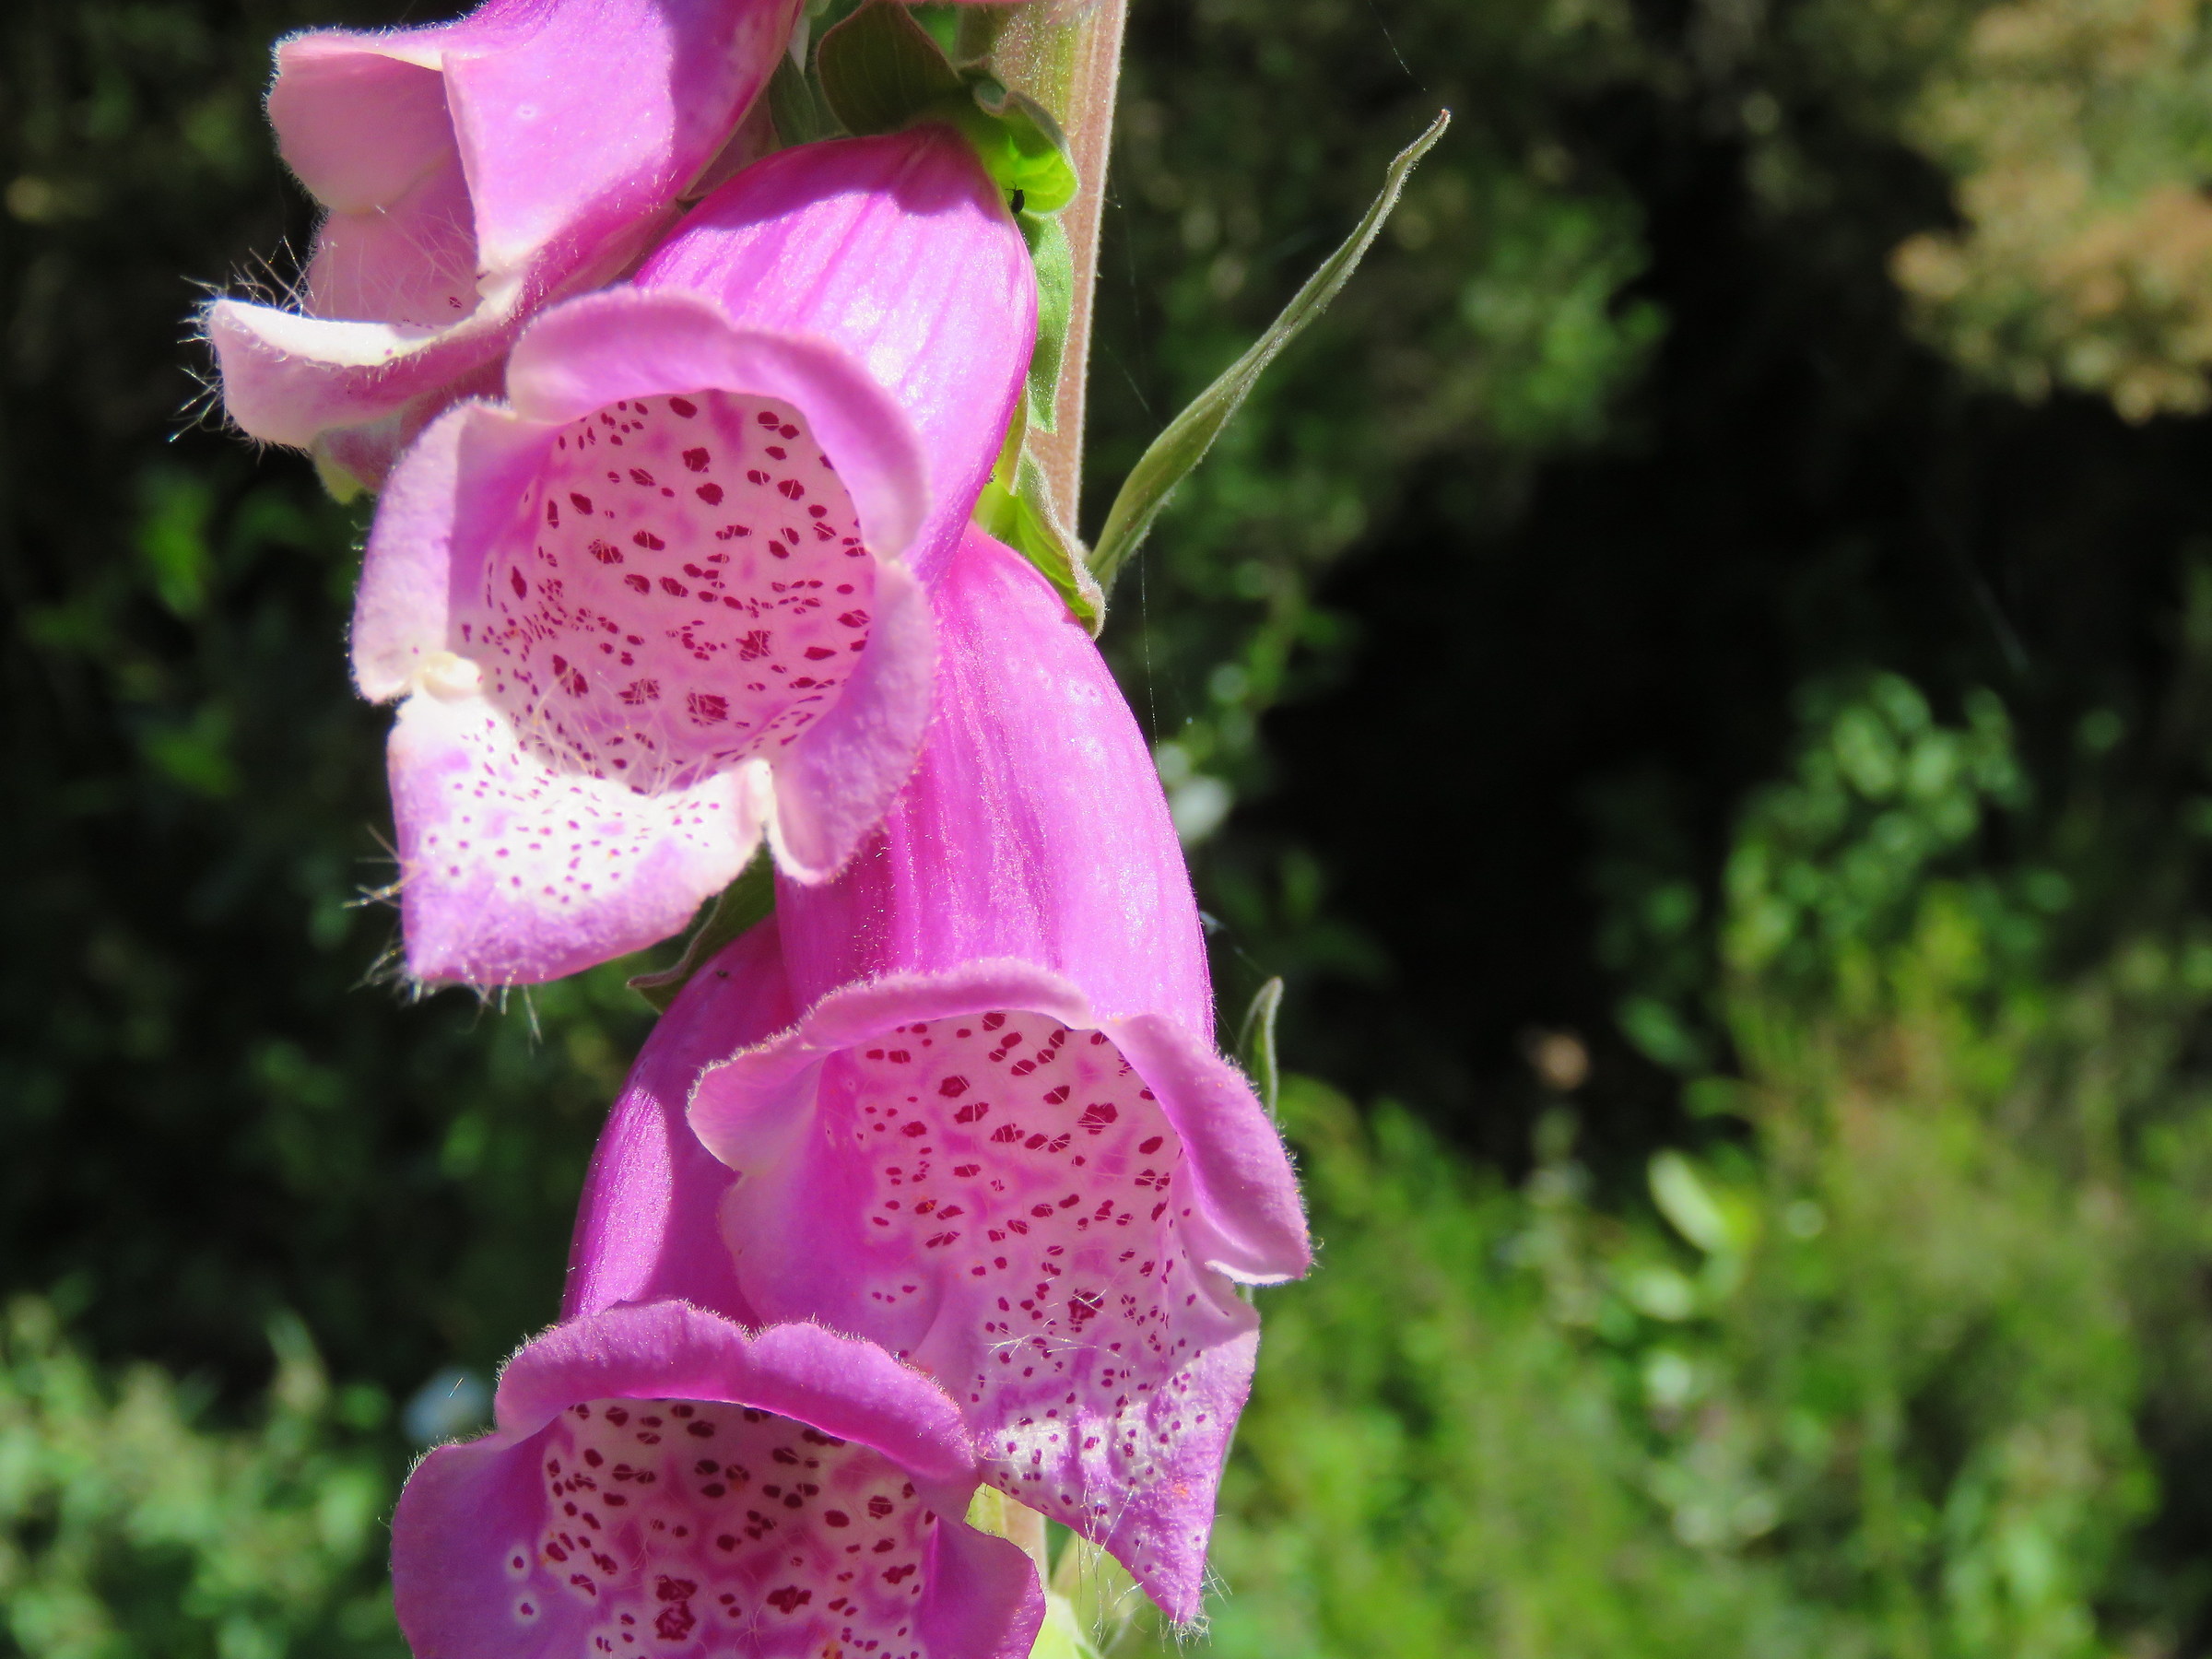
1125;672;2212;1656
0;1299;394;1659
13;0;2212;1653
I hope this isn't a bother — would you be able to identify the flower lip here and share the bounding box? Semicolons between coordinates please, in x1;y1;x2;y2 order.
268;35;453;215
491;1304;977;1488
688;955;1312;1311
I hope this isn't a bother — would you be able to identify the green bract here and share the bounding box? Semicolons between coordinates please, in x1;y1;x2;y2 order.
1020;209;1075;430
975;443;1103;632
937;82;1077;215
816;3;1078;214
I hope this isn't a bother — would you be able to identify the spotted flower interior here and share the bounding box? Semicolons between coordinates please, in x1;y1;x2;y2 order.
462;392;874;795
747;1008;1251;1589
515;1395;939;1659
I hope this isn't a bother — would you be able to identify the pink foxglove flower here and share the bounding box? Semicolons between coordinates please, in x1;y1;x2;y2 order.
688;529;1310;1618
208;0;800;490
392;1302;1044;1659
354;130;1033;986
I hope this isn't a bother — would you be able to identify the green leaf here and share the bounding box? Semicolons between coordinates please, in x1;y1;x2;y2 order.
1649;1151;1738;1256
1239;977;1286;1121
1088;110;1451;592
627;849;775;1011
816;0;962;136
975;447;1103;632
1022;211;1074;430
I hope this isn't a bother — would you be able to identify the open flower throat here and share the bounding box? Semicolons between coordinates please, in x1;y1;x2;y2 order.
521;1395;937;1659
715;1001;1244;1574
464;391;876;794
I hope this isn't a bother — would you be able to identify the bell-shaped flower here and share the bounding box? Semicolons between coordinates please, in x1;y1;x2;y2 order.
354;129;1033;986
392;1301;1044;1659
688;528;1310;1620
206;0;803;491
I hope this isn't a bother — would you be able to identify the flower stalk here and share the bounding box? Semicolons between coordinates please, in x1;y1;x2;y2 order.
192;0;1442;1648
956;0;1128;529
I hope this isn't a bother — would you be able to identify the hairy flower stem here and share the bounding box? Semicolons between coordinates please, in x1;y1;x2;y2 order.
958;0;1127;529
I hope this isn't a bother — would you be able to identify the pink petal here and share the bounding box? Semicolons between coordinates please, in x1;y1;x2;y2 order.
780;526;1213;1035
688;960;1311;1619
214;0;800;476
356;294;937;984
637;128;1034;589
394;1303;1043;1659
563;922;795;1324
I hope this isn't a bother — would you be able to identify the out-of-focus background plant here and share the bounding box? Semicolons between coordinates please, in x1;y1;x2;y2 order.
13;0;2212;1653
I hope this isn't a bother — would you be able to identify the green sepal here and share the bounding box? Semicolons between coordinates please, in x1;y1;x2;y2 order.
1020;211;1074;431
309;442;367;504
1231;976;1287;1305
627;849;775;1011
1088;110;1451;592
769;48;839;146
976;445;1103;634
935;83;1077;214
816;0;962;137
1026;1593;1103;1659
812;6;1077;217
961;1484;1014;1537
1238;977;1286;1122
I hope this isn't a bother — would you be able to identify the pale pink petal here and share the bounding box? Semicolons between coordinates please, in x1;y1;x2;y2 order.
638;128;1034;588
393;1303;1043;1659
215;0;800;478
386;687;760;986
356;293;937;984
563;922;795;1324
206;300;499;466
780;526;1213;1034
688;960;1311;1619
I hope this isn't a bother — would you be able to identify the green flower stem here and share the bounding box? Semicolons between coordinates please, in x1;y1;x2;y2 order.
957;0;1128;528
